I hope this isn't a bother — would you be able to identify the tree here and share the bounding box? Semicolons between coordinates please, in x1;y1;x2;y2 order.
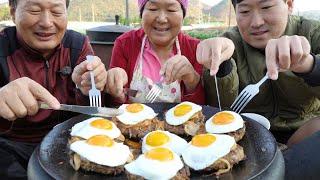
65;0;233;25
0;5;10;21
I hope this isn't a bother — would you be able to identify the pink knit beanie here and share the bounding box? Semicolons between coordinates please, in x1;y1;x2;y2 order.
138;0;189;14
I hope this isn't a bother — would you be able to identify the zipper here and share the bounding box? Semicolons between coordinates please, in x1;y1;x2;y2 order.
44;58;50;91
43;58;63;123
270;81;279;119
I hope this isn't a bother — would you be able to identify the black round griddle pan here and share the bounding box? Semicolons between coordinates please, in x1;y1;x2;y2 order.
37;103;277;180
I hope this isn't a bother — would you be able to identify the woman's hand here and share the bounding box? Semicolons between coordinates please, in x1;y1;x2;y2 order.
104;67;128;103
266;35;314;80
196;37;235;75
72;56;107;95
160;55;200;91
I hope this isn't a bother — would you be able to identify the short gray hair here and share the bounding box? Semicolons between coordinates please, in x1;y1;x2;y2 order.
9;0;70;8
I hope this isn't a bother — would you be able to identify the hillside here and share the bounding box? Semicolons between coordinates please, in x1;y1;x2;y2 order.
297;10;320;21
202;0;236;25
0;0;230;25
68;0;208;24
68;0;139;22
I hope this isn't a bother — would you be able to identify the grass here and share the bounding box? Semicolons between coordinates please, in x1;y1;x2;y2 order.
186;28;225;40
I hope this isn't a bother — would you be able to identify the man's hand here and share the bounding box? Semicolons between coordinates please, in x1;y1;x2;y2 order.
72;56;107;95
0;77;60;121
104;67;128;103
160;55;200;91
196;37;235;75
266;35;314;80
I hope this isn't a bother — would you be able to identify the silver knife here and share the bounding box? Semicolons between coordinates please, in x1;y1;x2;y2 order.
40;103;124;117
214;75;222;111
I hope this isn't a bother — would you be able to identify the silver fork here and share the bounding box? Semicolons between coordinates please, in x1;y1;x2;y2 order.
145;77;164;103
87;55;101;107
230;73;269;113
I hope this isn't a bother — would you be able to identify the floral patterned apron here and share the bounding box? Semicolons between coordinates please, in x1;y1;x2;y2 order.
129;35;182;103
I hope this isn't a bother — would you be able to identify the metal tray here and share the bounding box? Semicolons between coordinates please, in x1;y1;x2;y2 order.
38;103;277;180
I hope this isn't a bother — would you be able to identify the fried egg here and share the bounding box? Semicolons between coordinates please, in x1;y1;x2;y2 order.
125;147;183;179
70;135;131;167
116;103;157;125
142;130;188;156
182;134;235;170
165;101;202;125
205;111;244;133
70;117;121;139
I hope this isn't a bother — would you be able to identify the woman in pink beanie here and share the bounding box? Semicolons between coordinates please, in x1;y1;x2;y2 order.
138;0;189;17
105;0;206;105
105;0;234;105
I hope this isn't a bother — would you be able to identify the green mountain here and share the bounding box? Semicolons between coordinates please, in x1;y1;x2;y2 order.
68;0;139;22
0;0;230;24
202;0;236;24
297;10;320;21
67;0;219;25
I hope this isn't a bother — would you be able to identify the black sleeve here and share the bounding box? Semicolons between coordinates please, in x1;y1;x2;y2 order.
0;57;9;87
294;53;320;87
216;59;233;78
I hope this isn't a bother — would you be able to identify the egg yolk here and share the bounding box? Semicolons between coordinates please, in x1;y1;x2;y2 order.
90;119;113;130
145;147;174;161
174;104;192;117
146;131;170;147
126;103;144;113
86;135;114;147
212;112;235;125
191;134;216;147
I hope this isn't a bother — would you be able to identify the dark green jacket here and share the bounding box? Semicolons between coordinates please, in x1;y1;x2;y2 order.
204;15;320;131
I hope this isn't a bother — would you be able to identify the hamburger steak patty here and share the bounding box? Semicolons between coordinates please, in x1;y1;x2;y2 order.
164;111;205;136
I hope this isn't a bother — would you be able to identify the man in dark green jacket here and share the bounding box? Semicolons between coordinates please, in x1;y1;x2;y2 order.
197;0;320;178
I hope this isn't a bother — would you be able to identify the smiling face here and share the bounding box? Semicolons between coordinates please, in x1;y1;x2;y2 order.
11;0;68;57
235;0;293;49
141;0;184;48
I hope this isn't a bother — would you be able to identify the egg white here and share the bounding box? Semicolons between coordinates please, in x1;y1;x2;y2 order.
182;134;235;170
116;104;157;125
125;149;183;179
165;101;202;126
142;130;188;156
205;111;244;133
70;117;121;139
70;140;131;167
